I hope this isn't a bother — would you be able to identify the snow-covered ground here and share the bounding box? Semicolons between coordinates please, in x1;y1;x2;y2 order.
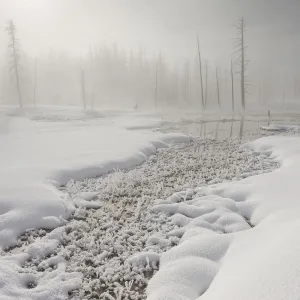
0;107;189;299
1;107;300;300
147;133;300;300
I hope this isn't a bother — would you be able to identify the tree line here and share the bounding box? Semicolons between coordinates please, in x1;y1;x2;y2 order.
1;18;299;113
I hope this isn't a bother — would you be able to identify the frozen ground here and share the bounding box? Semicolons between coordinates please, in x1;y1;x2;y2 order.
0;107;189;299
1;107;300;300
4;134;279;300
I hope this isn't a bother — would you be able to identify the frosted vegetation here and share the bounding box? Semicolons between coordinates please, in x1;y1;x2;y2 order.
2;132;280;300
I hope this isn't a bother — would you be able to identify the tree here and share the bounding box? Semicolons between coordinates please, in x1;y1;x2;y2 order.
216;68;220;108
33;56;37;108
81;69;86;109
233;17;249;110
154;62;158;111
205;61;208;108
197;33;205;109
183;61;190;104
5;20;23;107
231;59;235;111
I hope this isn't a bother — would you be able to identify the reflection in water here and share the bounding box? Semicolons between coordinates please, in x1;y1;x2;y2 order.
239;117;245;139
214;119;220;140
230;118;234;138
179;117;277;140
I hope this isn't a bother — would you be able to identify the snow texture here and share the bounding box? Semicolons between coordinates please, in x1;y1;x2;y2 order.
3;135;277;300
147;134;300;300
0;108;189;299
59;136;275;299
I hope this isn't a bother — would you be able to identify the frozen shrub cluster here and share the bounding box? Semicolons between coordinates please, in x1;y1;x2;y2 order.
2;136;279;300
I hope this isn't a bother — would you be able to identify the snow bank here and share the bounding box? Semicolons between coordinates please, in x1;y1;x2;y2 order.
0;108;191;299
147;135;300;300
0;109;190;249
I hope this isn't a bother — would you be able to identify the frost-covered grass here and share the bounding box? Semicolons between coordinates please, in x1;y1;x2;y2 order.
2;135;279;300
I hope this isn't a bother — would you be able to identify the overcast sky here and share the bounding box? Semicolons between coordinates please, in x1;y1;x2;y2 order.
0;0;299;70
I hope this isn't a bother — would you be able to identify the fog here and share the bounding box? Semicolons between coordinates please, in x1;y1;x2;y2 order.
0;0;300;111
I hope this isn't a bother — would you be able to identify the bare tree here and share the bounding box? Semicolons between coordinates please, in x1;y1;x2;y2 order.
196;33;205;109
33;56;37;108
205;61;208;108
216;68;220;108
154;63;158;111
184;61;189;104
81;69;86;109
231;59;235;111
233;17;249;110
5;20;23;107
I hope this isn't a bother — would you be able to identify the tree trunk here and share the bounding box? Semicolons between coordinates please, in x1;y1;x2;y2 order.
11;29;22;108
33;56;37;108
231;59;235;112
81;69;86;109
216;68;220;108
197;34;205;109
205;61;208;108
154;65;158;111
241;18;245;110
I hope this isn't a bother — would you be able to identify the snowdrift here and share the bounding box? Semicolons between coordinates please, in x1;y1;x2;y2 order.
148;135;300;300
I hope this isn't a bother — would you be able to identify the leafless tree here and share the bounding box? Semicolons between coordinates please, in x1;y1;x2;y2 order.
216;68;220;108
231;59;235;111
184;61;189;104
5;20;23;107
205;61;208;108
196;33;205;109
154;63;158;111
233;17;250;110
33;56;37;108
81;69;86;109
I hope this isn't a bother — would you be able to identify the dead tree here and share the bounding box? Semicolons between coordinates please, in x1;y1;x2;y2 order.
216;68;220;108
184;61;189;104
233;17;249;110
205;61;208;108
231;59;235;111
81;69;86;109
33;56;37;108
196;33;205;109
154;63;158;111
5;20;23;107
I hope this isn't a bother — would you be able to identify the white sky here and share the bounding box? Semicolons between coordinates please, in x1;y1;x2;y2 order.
0;0;299;70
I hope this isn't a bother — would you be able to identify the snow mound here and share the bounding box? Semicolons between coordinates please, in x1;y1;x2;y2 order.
0;111;190;249
147;135;300;300
0;227;82;300
0;109;191;299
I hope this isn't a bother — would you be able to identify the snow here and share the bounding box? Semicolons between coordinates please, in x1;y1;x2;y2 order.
146;134;300;300
54;135;275;299
0;108;190;299
3;107;300;300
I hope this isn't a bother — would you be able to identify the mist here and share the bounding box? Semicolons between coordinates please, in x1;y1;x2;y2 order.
1;0;300;112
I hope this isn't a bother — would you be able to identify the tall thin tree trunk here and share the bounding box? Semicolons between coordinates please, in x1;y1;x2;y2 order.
81;69;86;109
197;34;205;109
12;30;22;108
216;68;220;108
33;56;37;108
231;59;235;112
185;68;189;104
154;65;158;111
241;18;245;110
205;61;208;108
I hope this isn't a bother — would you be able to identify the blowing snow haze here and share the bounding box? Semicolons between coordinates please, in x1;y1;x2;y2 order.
0;0;300;110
